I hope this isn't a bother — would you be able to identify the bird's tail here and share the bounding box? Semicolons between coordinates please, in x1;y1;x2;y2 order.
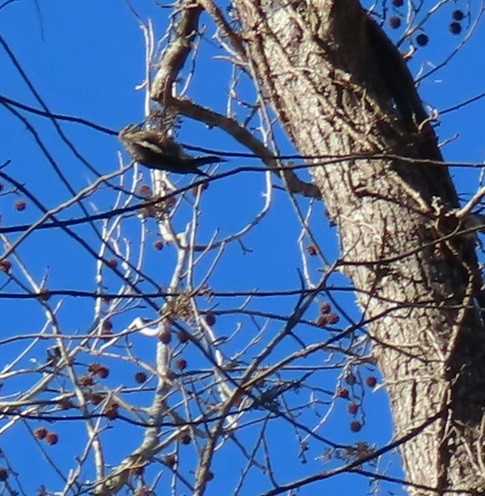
192;155;227;166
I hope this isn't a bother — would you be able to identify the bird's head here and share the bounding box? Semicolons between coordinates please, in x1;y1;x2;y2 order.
118;124;142;141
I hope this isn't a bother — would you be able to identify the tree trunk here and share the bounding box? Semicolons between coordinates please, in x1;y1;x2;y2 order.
234;0;485;494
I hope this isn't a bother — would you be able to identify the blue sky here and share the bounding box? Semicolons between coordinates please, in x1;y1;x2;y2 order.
0;1;483;495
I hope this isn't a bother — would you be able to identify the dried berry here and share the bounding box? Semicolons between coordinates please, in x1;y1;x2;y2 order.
106;258;118;269
98;367;109;378
306;244;317;256
103;320;113;331
175;358;187;371
46;431;59;445
345;373;356;385
138;185;153;198
327;313;339;324
135;371;148;384
350;421;362;432
104;401;119;420
366;375;377;388
0;259;12;273
153;240;164;251
205;311;216;326
452;9;465;21
15;199;26;211
337;387;349;399
389;16;401;29
316;315;329;327
416;33;429;46
88;363;109;379
319;302;331;314
159;329;172;344
38;288;51;301
79;375;95;387
449;22;462;35
179;432;191;445
88;363;100;373
34;427;48;440
163;453;177;467
348;402;359;415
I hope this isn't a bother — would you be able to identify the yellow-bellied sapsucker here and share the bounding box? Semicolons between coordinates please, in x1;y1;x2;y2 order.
365;17;428;132
119;124;225;176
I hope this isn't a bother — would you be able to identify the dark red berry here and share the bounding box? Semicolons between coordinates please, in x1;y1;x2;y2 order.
103;320;113;331
416;33;429;46
452;9;465;21
176;358;187;371
38;288;51;301
350;420;362;432
337;387;349;399
159;329;172;344
139;185;152;198
96;366;109;379
205;312;216;326
88;363;108;377
306;244;317;256
316;315;329;327
179;433;191;444
389;16;401;29
15;199;26;211
366;375;377;388
34;427;48;440
449;22;462;35
46;431;59;445
104;401;119;420
345;373;356;385
79;375;95;387
163;453;177;467
135;371;148;384
106;258;117;269
0;259;12;273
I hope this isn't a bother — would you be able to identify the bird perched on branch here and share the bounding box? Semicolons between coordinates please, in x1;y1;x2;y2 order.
364;17;442;164
119;124;225;176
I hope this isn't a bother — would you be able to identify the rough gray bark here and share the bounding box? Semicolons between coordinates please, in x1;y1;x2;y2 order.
234;0;485;494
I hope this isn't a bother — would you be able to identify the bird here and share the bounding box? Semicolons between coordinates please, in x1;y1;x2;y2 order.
365;17;429;138
118;124;225;176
